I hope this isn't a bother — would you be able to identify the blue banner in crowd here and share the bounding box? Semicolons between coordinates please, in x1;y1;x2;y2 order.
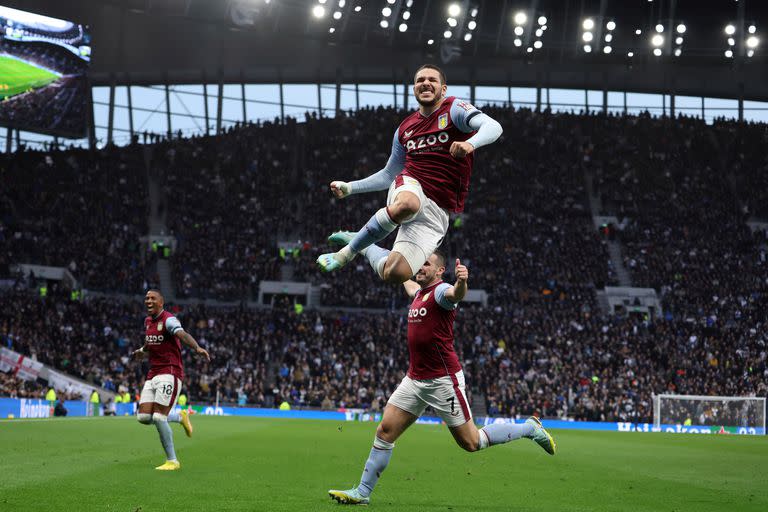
1;398;763;435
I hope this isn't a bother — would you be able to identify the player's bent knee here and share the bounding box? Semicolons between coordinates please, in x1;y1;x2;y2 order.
137;413;153;425
461;439;480;452
152;412;168;423
390;194;420;223
381;265;411;284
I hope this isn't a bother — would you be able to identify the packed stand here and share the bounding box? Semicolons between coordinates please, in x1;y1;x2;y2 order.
154;121;297;300
0;145;152;293
1;286;766;424
586;113;768;321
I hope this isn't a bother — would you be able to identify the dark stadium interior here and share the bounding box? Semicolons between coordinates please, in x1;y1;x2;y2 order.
1;0;767;429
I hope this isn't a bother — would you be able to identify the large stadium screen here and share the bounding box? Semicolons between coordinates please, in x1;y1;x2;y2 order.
0;5;91;138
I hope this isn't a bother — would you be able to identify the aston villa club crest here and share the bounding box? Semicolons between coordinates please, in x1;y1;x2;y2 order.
158;322;164;331
438;113;448;129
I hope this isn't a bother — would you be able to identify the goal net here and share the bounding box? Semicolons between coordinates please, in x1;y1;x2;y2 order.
653;394;766;435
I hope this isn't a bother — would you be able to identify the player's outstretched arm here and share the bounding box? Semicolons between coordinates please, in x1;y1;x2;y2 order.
403;279;420;298
175;330;211;362
131;345;147;360
448;99;503;158
443;259;469;303
329;128;405;198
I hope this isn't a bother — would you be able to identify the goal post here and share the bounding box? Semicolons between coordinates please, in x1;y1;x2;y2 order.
653;394;766;435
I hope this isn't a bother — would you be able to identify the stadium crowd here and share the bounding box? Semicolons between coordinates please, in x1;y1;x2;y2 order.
1;284;765;424
2;105;767;424
0;144;153;293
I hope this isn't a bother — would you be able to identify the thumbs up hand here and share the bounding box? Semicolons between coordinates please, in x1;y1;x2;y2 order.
455;258;468;283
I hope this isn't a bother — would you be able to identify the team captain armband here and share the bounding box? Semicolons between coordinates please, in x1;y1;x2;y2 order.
435;283;459;310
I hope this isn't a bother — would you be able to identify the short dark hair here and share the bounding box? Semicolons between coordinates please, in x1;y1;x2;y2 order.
415;64;447;85
146;288;164;300
432;249;447;268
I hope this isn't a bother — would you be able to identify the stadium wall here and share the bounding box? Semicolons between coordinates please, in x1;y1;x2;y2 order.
1;398;763;435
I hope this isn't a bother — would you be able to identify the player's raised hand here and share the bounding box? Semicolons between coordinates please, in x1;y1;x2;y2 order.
455;258;468;282
131;348;146;361
330;181;351;199
196;346;211;362
449;141;475;159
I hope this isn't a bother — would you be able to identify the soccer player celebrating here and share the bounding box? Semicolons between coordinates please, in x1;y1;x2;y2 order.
317;64;503;283
132;289;210;470
328;250;555;505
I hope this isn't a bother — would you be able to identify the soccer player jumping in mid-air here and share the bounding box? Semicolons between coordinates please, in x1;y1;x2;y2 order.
132;289;210;470
328;249;555;505
317;64;503;283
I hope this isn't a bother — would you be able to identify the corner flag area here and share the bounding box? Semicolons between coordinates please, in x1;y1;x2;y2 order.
0;54;60;100
1;416;766;511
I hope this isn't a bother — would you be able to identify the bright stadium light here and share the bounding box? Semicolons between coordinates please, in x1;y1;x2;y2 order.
635;29;642;35
603;45;612;54
514;26;524;36
583;44;592;53
653;48;662;56
403;11;411;20
725;24;736;35
354;5;361;12
380;19;388;28
674;48;681;56
583;18;594;31
535;28;543;37
338;0;345;6
333;11;342;20
427;38;434;44
312;5;325;18
443;29;452;38
538;16;547;25
605;34;613;42
527;47;533;53
382;7;391;17
675;36;683;45
534;40;542;49
748;25;756;34
464;32;472;41
468;20;477;30
386;0;395;3
747;36;759;48
471;8;478;18
447;17;457;27
655;24;664;33
448;3;461;17
329;27;335;33
748;49;755;57
728;37;735;46
652;34;664;46
514;12;527;25
514;38;522;46
583;31;593;42
398;23;407;32
725;49;733;58
628;51;634;57
606;20;616;31
676;23;686;34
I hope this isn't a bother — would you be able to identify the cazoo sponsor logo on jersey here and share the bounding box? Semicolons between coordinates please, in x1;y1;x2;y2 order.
405;131;450;152
408;307;428;319
145;334;165;344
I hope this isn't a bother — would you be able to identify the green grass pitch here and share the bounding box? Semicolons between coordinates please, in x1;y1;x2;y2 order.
1;416;766;511
0;55;59;100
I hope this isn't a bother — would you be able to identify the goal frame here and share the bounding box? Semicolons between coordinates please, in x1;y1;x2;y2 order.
653;393;766;434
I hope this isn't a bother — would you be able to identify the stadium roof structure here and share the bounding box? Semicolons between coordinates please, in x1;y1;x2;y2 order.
4;0;768;101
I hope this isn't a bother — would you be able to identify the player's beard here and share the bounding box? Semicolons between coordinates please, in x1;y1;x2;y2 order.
416;88;443;108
